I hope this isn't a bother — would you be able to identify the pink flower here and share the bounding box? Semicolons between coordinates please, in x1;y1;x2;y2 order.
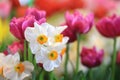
96;15;120;38
62;11;94;43
4;41;24;55
25;8;46;23
80;46;104;68
0;2;11;18
10;8;46;40
62;26;76;43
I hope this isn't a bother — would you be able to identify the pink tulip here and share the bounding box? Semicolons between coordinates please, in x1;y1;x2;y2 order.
10;8;46;40
25;8;46;22
62;11;94;43
4;41;24;55
80;46;104;68
0;2;11;18
96;14;120;38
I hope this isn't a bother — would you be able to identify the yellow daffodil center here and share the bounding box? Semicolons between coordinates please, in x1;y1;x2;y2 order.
55;34;63;42
15;63;25;74
0;67;3;76
48;51;58;60
60;48;66;56
37;34;48;44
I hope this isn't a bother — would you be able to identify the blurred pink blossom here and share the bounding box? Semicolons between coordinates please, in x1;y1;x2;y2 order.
4;41;24;55
10;8;46;40
96;14;120;38
80;46;104;68
0;1;11;18
62;11;94;43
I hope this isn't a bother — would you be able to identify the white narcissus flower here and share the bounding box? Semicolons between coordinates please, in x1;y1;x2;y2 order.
0;53;5;76
25;22;69;71
41;23;69;46
3;53;34;80
25;22;51;54
35;45;66;71
25;22;69;54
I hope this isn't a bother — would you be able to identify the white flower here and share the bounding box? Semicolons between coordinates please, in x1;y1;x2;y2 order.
19;0;30;6
25;22;49;54
3;53;34;80
41;23;69;46
0;53;5;76
25;22;69;71
35;45;66;71
25;22;69;54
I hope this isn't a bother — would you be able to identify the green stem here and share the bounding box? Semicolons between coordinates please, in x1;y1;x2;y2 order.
75;34;80;74
89;69;92;80
111;38;117;80
49;71;54;80
39;69;44;80
32;71;36;80
69;59;75;73
28;47;33;62
64;44;69;80
24;40;28;60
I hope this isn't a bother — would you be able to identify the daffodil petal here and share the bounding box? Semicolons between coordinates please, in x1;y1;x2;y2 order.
20;72;30;80
34;22;47;35
56;26;67;34
35;52;48;63
43;61;54;72
3;66;17;80
62;37;69;44
23;61;34;72
53;56;61;68
25;27;38;42
29;42;40;54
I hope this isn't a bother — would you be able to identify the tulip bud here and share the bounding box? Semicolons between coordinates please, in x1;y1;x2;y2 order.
80;46;104;68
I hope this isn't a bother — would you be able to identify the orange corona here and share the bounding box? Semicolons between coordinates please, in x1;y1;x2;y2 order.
15;63;25;74
37;34;48;44
55;34;63;42
48;51;58;60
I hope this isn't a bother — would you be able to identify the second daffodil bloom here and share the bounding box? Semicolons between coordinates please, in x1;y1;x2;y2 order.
3;53;34;80
35;45;63;71
25;22;69;54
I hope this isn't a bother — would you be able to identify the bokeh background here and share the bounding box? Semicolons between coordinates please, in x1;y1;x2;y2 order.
0;0;120;77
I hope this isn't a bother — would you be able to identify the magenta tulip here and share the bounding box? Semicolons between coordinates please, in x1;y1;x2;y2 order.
62;11;94;43
80;46;104;68
10;8;46;40
66;11;93;34
4;41;24;55
96;15;120;38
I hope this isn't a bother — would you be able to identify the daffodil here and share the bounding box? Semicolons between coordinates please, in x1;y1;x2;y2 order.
40;23;69;46
35;45;64;71
3;53;34;80
25;22;69;54
0;53;5;76
25;22;69;71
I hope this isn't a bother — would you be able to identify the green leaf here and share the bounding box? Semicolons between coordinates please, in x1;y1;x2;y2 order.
74;71;86;80
23;40;27;60
28;47;33;62
105;68;112;80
